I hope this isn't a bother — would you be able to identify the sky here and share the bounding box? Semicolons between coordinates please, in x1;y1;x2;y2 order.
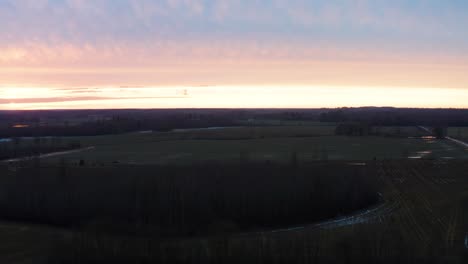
1;0;468;109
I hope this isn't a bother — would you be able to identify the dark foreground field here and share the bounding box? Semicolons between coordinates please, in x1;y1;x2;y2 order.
0;113;467;263
0;160;466;263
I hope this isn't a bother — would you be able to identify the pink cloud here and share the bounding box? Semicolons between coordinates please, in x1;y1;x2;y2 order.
1;0;467;90
1;37;467;69
0;96;186;105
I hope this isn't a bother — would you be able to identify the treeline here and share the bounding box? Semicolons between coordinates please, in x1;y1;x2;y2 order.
46;161;468;264
335;122;372;136
0;111;239;137
48;161;468;263
320;107;468;126
2;107;467;138
0;138;81;160
0;109;326;138
0;162;378;237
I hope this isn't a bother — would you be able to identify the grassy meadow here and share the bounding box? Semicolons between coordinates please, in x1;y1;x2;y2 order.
448;127;468;140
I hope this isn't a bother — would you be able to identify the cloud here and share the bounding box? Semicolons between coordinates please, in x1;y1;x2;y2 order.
0;96;186;105
1;0;467;89
3;0;466;42
1;36;467;69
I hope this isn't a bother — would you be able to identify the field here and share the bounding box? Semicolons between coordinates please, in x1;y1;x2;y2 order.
38;125;468;165
449;127;468;141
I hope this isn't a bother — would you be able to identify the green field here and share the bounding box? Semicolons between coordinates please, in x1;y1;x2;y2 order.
448;127;468;140
41;126;468;165
239;120;337;126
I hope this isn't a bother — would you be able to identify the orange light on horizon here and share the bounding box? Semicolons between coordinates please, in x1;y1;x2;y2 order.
12;124;29;128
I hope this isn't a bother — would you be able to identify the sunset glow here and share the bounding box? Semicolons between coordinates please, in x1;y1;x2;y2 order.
1;1;467;109
1;86;467;110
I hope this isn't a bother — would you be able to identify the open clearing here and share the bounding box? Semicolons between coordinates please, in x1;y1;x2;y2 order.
449;127;468;142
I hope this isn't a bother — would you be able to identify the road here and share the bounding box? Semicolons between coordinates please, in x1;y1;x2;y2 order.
446;136;468;148
418;126;433;134
419;126;468;148
236;195;398;237
0;146;95;163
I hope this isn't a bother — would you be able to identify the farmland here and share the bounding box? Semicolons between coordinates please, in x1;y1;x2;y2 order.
449;127;468;141
34;125;467;165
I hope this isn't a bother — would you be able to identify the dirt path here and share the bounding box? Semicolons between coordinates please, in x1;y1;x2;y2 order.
446;136;468;148
419;126;468;148
312;201;398;229
236;197;398;237
0;146;95;163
